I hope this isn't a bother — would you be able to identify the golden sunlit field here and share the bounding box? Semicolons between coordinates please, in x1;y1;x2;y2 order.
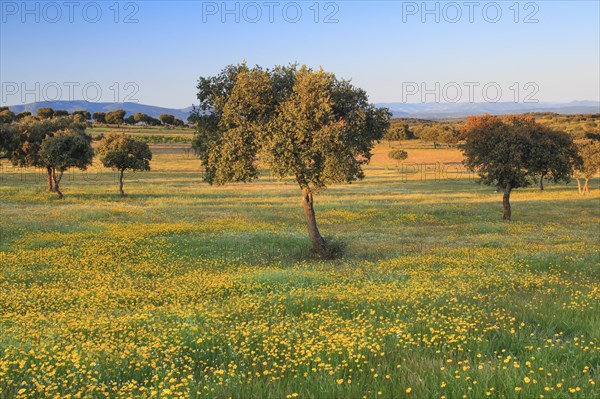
0;134;598;398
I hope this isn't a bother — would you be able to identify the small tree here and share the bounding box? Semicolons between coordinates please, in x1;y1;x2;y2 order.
388;149;408;166
73;110;91;120
124;115;136;125
160;114;175;126
39;129;94;199
437;125;460;147
93;112;106;124
574;139;600;194
133;112;149;123
15;111;32;121
417;125;440;148
97;134;152;196
10;116;85;191
37;108;54;119
527;126;581;190
147;117;162;126
0;108;16;124
106;110;126;127
73;113;89;124
384;124;412;146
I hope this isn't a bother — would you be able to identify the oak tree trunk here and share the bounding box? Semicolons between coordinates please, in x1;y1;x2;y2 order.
52;169;64;199
502;184;512;221
539;172;545;190
584;178;590;194
46;166;54;192
119;169;125;196
302;187;325;256
577;178;583;194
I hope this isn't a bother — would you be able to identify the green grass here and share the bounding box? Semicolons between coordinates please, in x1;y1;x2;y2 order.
0;141;598;398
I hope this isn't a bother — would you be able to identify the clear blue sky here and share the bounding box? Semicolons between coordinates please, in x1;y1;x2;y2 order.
1;0;599;108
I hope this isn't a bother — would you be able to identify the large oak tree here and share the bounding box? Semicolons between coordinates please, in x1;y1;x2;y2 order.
192;63;390;256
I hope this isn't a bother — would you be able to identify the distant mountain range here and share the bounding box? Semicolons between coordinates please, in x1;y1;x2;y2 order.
5;100;599;120
378;100;600;118
6;100;193;121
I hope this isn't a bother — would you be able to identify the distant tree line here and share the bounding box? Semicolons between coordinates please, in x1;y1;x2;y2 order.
0;106;185;127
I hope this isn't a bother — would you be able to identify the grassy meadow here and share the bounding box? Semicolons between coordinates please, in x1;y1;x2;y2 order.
0;134;599;398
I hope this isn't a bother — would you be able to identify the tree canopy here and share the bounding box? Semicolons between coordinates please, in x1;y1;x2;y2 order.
97;134;152;196
93;112;106;123
0;108;16;124
5;116;88;191
574;138;600;194
105;110;126;126
160;114;176;125
526;124;580;190
39;128;94;198
37;108;55;119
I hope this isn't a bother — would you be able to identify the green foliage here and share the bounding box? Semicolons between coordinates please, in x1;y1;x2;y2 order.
124;115;136;125
160;114;176;125
97;133;152;172
415;124;460;148
584;132;600;141
461;115;581;191
575;139;600;178
105;110;126;126
133;113;149;123
37;107;54;119
194;64;272;185
130;113;162;126
146;116;162;126
54;110;69;117
384;124;413;142
527;126;581;185
531;112;600;139
193;63;391;191
15;111;32;121
462;115;535;190
134;135;192;144
73;110;91;120
0;108;16;124
39;128;94;173
92;112;106;123
0;122;18;159
9;116;87;168
388;149;408;161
